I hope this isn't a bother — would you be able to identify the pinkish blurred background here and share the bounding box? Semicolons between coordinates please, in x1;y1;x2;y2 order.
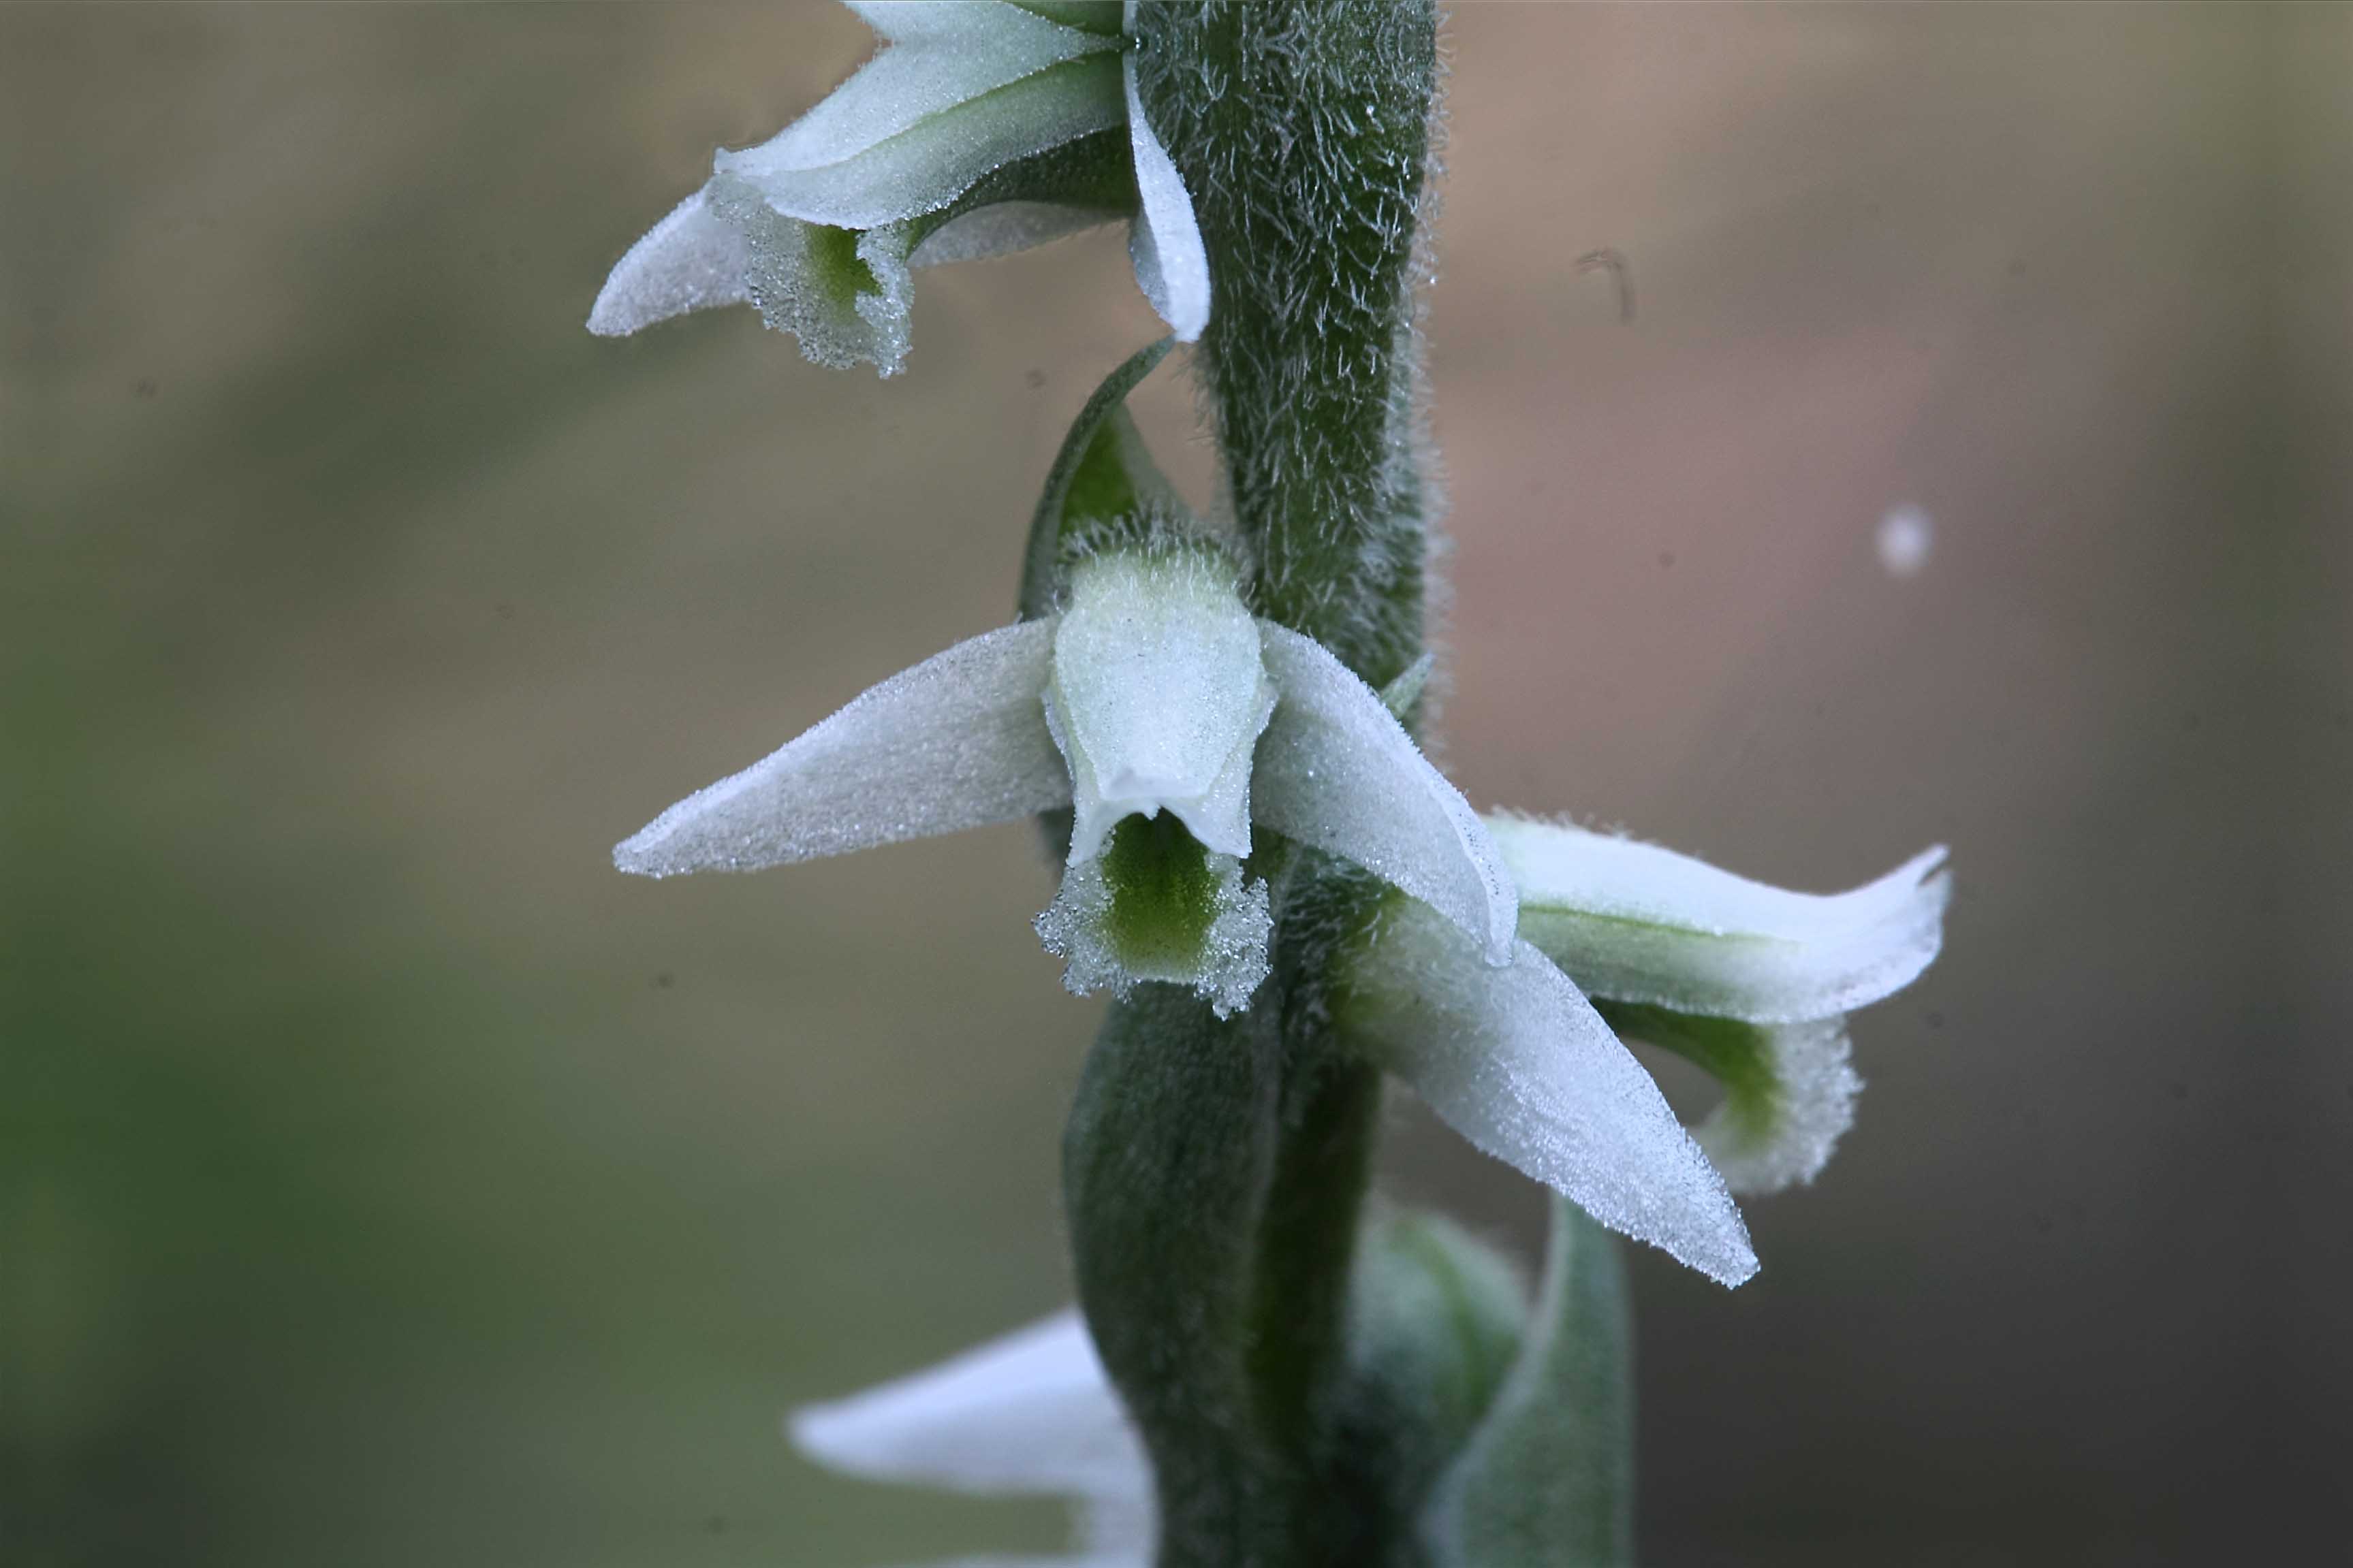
7;3;2347;1565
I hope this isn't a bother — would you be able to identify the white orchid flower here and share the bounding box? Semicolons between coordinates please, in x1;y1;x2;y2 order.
615;544;1517;1019
790;1309;1152;1568
1340;818;1950;1286
588;1;1209;375
1489;818;1951;1196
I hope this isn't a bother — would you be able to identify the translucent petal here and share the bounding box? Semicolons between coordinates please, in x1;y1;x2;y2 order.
721;55;1126;230
586;186;751;337
1252;624;1518;965
789;1309;1150;1503
911;199;1120;267
685;177;919;373
1344;900;1758;1287
1045;551;1276;865
1493;816;1951;1024
755;1;1116;175
614;620;1067;876
1036;834;1272;1017
1696;1018;1858;1194
1596;1003;1862;1196
1122;51;1211;342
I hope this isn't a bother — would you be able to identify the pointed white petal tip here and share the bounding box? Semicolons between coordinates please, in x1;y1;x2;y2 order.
587;187;752;337
1496;816;1950;1024
1123;54;1211;341
612;620;1067;879
1252;625;1518;965
1346;901;1757;1288
787;1309;1149;1502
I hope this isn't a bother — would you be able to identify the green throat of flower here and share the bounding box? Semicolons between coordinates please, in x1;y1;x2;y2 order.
1099;811;1221;971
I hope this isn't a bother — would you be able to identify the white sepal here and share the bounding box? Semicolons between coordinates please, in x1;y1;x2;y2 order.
1122;51;1211;342
1045;552;1276;866
759;1;1118;176
720;54;1126;230
789;1309;1150;1503
586;187;752;337
1344;899;1758;1287
1492;816;1951;1025
614;620;1066;877
1252;625;1519;965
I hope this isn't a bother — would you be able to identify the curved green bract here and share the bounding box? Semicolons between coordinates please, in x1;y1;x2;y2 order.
1019;336;1178;620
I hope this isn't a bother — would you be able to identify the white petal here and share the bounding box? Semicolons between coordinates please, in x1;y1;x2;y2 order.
586;187;751;336
703;177;921;374
721;54;1126;229
1122;52;1210;342
758;1;1117;174
1036;846;1272;1017
1252;624;1517;965
1046;552;1275;865
911;199;1119;267
1695;1018;1859;1196
789;1309;1150;1503
1493;817;1951;1025
1344;901;1758;1287
614;620;1066;876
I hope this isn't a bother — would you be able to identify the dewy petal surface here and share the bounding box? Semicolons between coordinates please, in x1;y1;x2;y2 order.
1491;816;1951;1024
911;199;1117;266
755;1;1118;175
1595;1002;1862;1196
1694;1017;1859;1195
1253;624;1518;965
789;1309;1150;1503
586;187;752;336
1045;551;1275;865
615;620;1067;876
1344;900;1758;1287
1122;48;1210;342
721;55;1126;230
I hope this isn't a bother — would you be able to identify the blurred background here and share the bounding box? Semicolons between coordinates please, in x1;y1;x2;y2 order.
6;3;2347;1565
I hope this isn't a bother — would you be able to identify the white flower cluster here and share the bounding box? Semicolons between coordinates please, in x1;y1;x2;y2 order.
599;0;1949;1294
616;542;1947;1288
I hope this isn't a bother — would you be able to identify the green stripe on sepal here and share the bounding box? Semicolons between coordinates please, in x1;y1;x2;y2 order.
1423;1196;1634;1568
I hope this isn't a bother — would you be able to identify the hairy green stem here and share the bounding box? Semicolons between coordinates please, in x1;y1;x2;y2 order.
1062;5;1446;1565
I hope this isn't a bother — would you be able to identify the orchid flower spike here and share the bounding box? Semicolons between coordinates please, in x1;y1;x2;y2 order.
614;539;1516;1019
1339;813;1950;1287
790;1309;1152;1568
588;0;1209;375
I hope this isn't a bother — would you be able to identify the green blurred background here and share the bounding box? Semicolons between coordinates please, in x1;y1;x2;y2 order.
6;3;2348;1564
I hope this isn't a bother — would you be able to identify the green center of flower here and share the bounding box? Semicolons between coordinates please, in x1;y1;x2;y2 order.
807;223;881;306
1099;811;1221;968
